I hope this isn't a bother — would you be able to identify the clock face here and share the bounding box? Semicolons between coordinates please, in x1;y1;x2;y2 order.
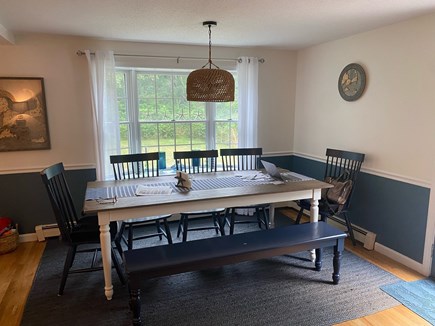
338;63;366;101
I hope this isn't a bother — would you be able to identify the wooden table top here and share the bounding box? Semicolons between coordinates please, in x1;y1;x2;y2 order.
83;170;331;214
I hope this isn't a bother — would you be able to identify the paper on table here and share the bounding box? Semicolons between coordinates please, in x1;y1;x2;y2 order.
235;171;269;181
135;185;173;196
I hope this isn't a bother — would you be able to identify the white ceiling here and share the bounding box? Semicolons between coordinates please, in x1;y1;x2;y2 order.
1;0;435;49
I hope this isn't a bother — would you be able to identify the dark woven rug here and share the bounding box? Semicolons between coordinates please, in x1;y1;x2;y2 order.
22;213;400;326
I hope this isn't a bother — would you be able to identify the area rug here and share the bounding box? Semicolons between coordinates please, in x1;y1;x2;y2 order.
22;214;401;326
381;278;435;325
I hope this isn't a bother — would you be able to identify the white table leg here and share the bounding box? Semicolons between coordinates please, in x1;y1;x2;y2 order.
309;189;321;261
100;221;113;300
310;197;319;223
269;203;276;228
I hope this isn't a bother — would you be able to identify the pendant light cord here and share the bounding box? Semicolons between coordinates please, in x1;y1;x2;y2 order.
208;24;212;68
202;23;220;69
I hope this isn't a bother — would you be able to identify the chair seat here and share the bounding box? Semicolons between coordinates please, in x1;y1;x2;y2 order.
123;215;172;224
180;208;225;215
295;148;365;246
173;149;225;241
225;204;270;234
71;215;118;243
230;203;270;210
118;215;173;252
110;152;174;253
298;199;340;217
40;162;125;295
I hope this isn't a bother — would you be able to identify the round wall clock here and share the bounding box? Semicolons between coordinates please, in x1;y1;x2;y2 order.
338;63;366;101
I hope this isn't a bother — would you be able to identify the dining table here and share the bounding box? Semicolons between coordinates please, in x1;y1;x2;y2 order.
83;170;331;300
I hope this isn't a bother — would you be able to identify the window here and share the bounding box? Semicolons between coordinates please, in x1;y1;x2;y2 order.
115;68;238;169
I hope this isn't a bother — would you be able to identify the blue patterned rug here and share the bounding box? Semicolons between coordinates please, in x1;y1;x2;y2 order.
381;278;435;325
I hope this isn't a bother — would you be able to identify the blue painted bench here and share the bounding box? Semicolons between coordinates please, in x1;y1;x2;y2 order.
124;221;346;326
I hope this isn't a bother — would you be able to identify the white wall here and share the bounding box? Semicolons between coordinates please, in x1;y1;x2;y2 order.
295;13;435;184
294;12;435;275
0;34;297;174
1;35;93;172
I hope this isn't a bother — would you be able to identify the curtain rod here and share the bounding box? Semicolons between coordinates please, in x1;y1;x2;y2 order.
76;50;265;63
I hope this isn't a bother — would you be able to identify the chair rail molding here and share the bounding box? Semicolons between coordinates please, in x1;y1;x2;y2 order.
263;151;294;157
0;163;96;175
293;152;431;188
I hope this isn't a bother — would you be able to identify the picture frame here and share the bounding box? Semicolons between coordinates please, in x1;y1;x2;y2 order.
0;77;51;151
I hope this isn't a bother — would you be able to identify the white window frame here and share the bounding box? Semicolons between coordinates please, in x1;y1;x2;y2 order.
116;68;237;157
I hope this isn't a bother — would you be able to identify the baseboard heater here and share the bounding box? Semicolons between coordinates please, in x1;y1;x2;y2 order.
328;215;367;235
35;224;60;241
287;205;376;250
322;215;376;250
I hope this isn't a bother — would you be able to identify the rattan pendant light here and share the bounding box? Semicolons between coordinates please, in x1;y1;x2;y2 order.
186;21;235;102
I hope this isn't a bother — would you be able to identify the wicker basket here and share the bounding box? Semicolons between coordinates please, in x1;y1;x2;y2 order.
0;229;18;254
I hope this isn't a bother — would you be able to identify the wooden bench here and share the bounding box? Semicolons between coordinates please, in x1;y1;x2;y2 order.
124;221;346;326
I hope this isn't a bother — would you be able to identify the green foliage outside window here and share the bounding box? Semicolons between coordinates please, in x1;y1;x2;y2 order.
115;69;238;169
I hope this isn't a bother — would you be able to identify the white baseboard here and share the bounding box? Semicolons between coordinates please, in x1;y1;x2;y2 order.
18;223;61;243
19;233;38;242
325;216;427;275
282;203;427;275
375;242;428;276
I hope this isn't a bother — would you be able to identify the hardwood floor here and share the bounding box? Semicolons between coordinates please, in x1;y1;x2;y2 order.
0;209;429;325
338;243;429;325
281;207;429;326
0;240;45;326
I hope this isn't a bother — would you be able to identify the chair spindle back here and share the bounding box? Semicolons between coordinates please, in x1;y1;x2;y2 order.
324;148;365;208
110;153;160;180
174;150;218;174
220;148;262;171
40;162;79;244
324;148;365;181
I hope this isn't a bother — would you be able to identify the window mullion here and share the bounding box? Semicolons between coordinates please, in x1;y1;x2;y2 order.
206;102;216;150
130;70;140;153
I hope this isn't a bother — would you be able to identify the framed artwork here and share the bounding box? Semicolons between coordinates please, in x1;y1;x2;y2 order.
338;63;366;101
0;77;50;151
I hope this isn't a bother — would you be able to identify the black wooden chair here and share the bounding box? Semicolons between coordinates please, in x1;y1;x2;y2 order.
40;162;125;295
174;150;226;241
294;148;365;245
220;148;270;235
110;153;172;252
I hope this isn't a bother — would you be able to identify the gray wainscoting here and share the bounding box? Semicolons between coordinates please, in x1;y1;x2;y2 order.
290;155;429;264
1;157;430;271
0;168;96;234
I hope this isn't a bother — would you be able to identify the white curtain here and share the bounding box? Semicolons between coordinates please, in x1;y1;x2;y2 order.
237;57;259;148
237;57;259;215
85;50;120;180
